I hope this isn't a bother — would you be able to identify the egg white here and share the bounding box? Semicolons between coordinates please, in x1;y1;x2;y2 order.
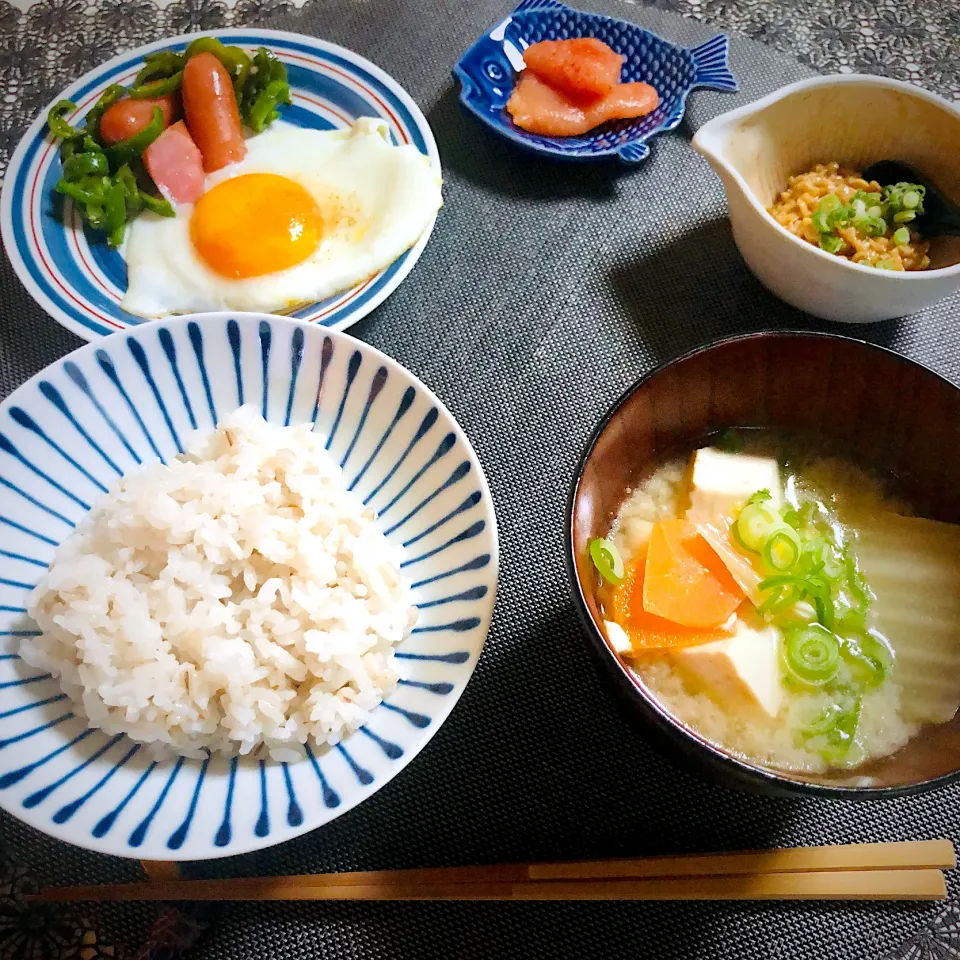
121;119;442;318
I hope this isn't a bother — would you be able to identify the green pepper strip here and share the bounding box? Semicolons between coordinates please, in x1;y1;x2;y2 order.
247;79;289;133
105;178;127;247
185;37;250;77
55;175;108;205
115;164;142;217
62;151;108;181
47;100;79;140
134;51;186;86
240;49;291;132
129;71;183;99
104;107;164;168
233;60;252;102
139;191;175;217
55;175;110;229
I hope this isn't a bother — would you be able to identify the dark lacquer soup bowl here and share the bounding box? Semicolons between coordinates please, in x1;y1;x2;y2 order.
566;331;960;799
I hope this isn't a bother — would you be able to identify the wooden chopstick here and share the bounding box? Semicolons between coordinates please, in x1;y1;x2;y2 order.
30;870;947;902
531;839;956;880
31;841;953;903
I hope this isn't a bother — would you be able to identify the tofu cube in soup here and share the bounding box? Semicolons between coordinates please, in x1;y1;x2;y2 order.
689;447;782;519
672;621;784;719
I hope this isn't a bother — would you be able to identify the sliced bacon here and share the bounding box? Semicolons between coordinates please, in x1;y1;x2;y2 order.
143;120;205;205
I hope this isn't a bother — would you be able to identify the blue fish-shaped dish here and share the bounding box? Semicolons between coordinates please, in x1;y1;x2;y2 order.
454;0;738;162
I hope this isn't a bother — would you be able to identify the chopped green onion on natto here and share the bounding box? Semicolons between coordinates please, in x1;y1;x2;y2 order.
809;180;927;270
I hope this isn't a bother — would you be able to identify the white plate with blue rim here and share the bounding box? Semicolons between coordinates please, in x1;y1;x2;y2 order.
0;30;440;341
0;313;497;859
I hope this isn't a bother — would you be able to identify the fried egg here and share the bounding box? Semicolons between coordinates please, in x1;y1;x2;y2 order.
121;119;442;317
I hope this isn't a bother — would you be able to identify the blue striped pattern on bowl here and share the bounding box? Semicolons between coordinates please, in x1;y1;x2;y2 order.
1;29;440;341
0;314;497;860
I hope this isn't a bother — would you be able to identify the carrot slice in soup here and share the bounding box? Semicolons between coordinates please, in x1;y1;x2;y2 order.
610;551;733;651
642;519;744;628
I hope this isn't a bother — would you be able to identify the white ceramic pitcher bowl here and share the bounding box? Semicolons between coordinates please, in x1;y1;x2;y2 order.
693;75;960;324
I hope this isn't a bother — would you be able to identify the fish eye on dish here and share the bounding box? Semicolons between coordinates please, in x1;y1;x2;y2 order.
588;432;960;777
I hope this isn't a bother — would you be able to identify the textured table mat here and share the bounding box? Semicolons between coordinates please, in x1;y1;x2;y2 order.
1;1;959;958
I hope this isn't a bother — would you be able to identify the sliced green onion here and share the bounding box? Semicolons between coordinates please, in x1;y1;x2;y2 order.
893;210;916;224
812;194;845;233
782;623;841;687
733;498;777;554
47;100;79;140
589;538;624;585
757;580;803;617
840;638;887;688
835;607;867;637
819;545;845;581
819;234;845;254
903;190;920;209
814;696;863;763
808;579;836;630
798;536;827;575
864;631;893;669
104;107;164;167
801;702;843;737
761;573;835;629
781;507;802;531
763;526;802;572
892;226;911;246
875;259;897;270
840;631;893;689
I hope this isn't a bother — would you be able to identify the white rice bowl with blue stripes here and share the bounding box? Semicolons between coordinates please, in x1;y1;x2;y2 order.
21;404;417;762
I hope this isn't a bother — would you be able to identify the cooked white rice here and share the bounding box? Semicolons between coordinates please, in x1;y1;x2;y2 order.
23;406;417;762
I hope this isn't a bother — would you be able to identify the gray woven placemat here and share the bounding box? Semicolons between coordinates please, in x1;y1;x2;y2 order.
1;2;958;958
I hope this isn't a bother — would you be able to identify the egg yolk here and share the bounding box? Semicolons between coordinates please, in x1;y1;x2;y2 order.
190;174;323;279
